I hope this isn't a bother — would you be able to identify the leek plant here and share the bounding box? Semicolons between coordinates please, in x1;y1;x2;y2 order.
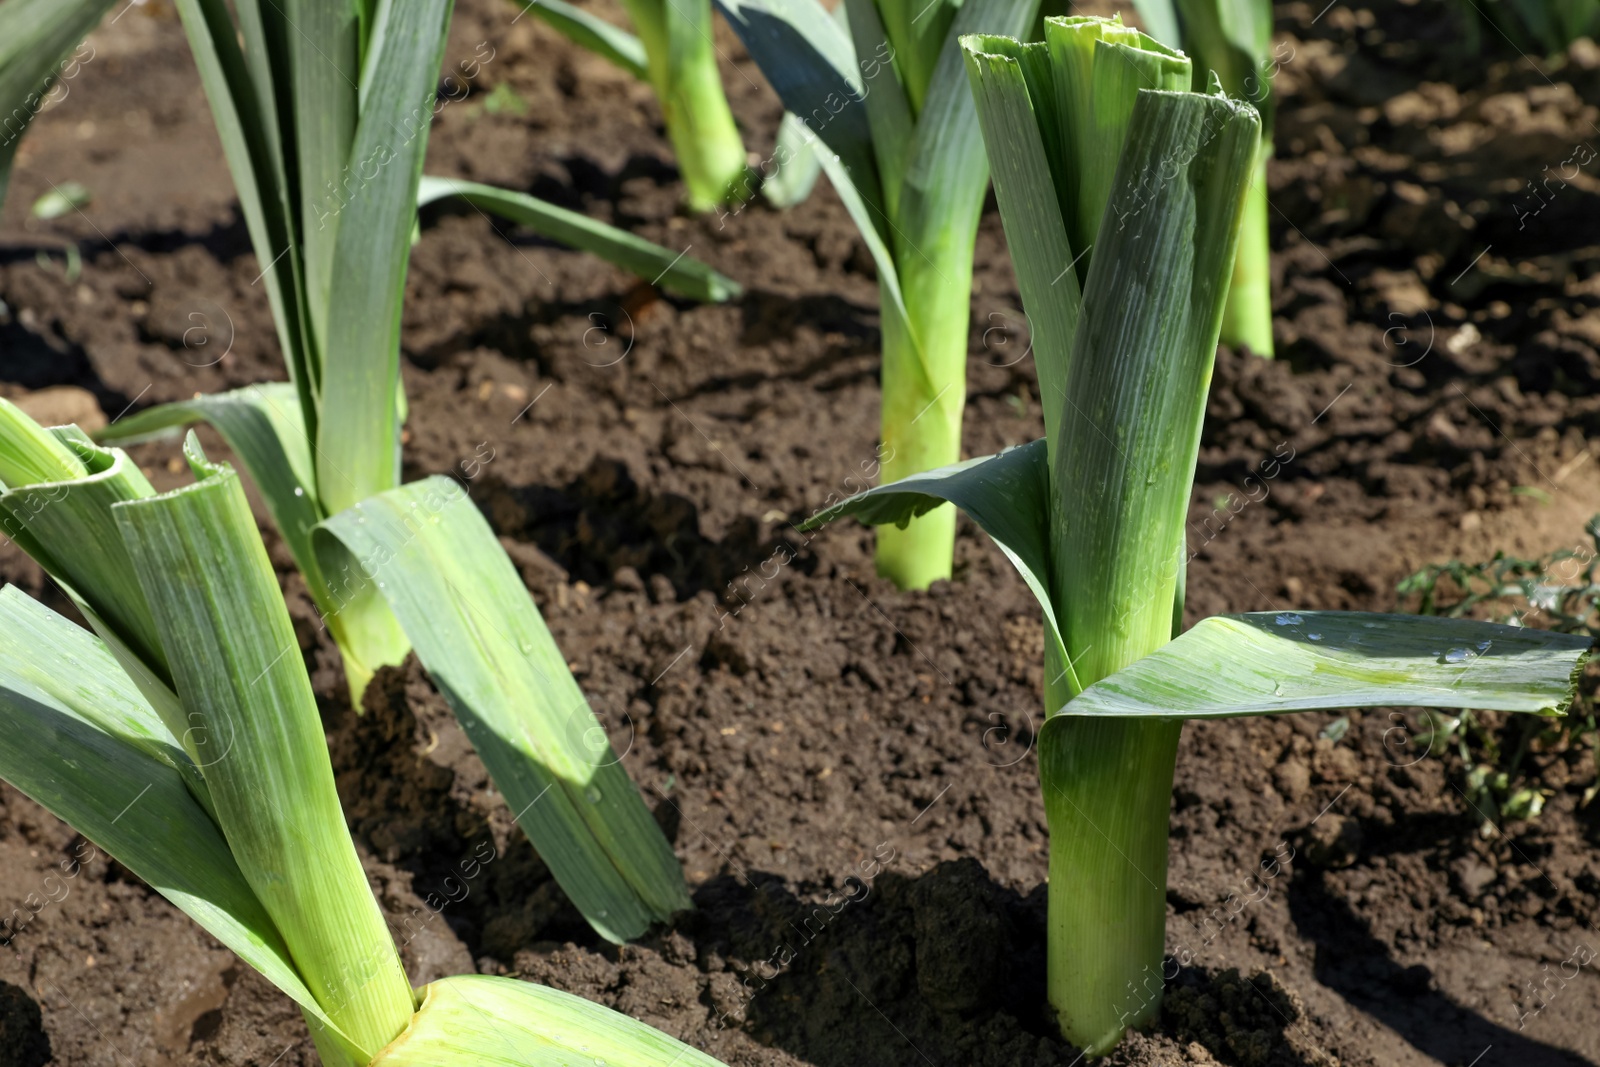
0;418;725;1067
805;18;1592;1055
0;400;693;947
716;0;1043;590
519;0;833;211
1;0;732;943
1133;0;1275;356
514;0;749;210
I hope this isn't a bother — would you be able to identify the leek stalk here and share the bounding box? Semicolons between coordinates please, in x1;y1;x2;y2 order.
805;17;1592;1056
626;0;749;209
717;0;1043;589
1219;140;1272;355
874;251;971;590
518;0;749;209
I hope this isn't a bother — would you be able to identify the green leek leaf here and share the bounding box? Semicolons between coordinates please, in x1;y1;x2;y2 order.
811;146;906;323
0;396;87;487
892;0;1035;272
1128;0;1180;48
317;0;454;516
286;0;361;358
418;177;742;303
0;587;193;795
1062;612;1592;719
1049;88;1259;687
115;439;414;1059
374;974;725;1067
758;0;851;209
315;477;692;943
0;587;363;1064
170;0;318;433
0;418;167;680
1043;17;1190;283
713;0;881;205
94;384;320;575
1145;0;1276;356
515;0;649;78
875;0;956;113
0;0;116;212
0;410;204;756
961;36;1078;440
842;0;912;210
1213;0;1271;68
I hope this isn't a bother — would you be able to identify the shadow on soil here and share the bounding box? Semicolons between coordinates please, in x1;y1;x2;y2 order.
1288;867;1597;1067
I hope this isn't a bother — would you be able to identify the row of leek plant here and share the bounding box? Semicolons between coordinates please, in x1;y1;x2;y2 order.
716;0;1043;590
1133;0;1277;357
804;17;1592;1056
0;413;727;1067
0;0;743;945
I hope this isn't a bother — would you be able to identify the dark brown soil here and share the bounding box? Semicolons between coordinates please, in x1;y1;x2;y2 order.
5;0;1600;1065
